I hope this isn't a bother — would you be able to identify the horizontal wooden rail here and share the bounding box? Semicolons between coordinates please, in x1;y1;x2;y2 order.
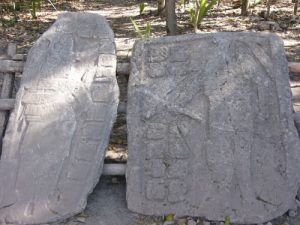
295;112;300;124
289;62;300;74
0;60;24;73
0;58;130;75
0;99;16;110
0;58;299;74
102;163;126;176
116;62;130;76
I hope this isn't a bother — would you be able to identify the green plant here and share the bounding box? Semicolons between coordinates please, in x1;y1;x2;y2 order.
130;17;151;38
249;0;262;9
164;214;174;222
189;0;218;32
225;215;231;225
31;0;41;19
139;2;145;15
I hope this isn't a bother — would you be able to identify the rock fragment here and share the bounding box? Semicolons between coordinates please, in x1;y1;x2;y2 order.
0;12;118;224
126;33;300;224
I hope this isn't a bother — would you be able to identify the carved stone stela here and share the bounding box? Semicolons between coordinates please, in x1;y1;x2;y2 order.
0;13;119;224
126;33;300;224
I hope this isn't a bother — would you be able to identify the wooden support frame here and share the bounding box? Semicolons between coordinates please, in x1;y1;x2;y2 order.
289;62;300;74
0;59;300;75
0;44;16;150
0;48;299;177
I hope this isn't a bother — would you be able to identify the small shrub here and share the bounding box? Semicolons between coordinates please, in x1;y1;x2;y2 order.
139;2;145;15
189;0;218;32
130;17;151;39
225;215;231;225
31;0;41;19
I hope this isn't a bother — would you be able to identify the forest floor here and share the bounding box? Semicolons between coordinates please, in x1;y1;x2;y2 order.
0;0;300;224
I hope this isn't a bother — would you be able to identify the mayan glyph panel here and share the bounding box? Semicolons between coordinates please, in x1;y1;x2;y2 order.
126;33;300;224
0;12;119;224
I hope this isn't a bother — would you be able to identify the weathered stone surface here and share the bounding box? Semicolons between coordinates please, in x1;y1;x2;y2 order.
0;12;119;224
126;33;300;224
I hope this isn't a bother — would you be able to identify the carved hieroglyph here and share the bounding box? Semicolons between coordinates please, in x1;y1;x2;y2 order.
126;33;300;224
0;12;119;224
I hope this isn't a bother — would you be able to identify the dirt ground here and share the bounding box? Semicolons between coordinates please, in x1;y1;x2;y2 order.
0;0;300;224
53;176;300;225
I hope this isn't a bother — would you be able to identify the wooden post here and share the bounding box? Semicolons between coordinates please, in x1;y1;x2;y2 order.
294;0;299;15
266;0;272;19
241;0;249;16
158;0;166;15
0;44;16;152
166;0;177;35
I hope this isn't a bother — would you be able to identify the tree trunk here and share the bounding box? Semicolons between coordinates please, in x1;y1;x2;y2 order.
158;0;166;15
266;0;272;19
165;0;177;35
294;0;299;15
241;0;249;16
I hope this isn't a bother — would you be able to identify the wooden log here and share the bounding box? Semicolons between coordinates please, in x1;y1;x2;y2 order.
291;80;300;101
12;54;26;61
0;99;16;110
290;80;300;87
7;43;17;58
117;62;130;76
295;112;300;123
0;60;129;74
0;45;16;151
241;0;249;16
266;0;272;19
102;163;126;176
289;62;300;73
1;75;14;99
0;60;24;73
0;75;14;149
1;59;299;75
294;0;299;15
117;102;127;113
295;112;300;133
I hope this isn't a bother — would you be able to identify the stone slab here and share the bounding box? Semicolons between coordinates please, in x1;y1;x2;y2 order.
0;12;119;224
126;33;300;224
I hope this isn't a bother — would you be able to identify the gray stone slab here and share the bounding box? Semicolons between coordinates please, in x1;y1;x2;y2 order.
0;12;119;224
126;33;300;224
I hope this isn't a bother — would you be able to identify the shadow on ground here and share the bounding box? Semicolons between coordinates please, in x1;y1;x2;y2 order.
57;176;163;225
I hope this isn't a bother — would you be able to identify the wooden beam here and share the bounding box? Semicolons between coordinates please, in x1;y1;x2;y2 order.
102;163;126;176
0;60;24;73
0;44;16;149
1;59;299;75
0;60;130;75
12;54;26;61
118;102;127;113
289;62;300;73
0;74;14;136
294;0;299;15
0;99;15;110
117;62;130;76
295;112;300;124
